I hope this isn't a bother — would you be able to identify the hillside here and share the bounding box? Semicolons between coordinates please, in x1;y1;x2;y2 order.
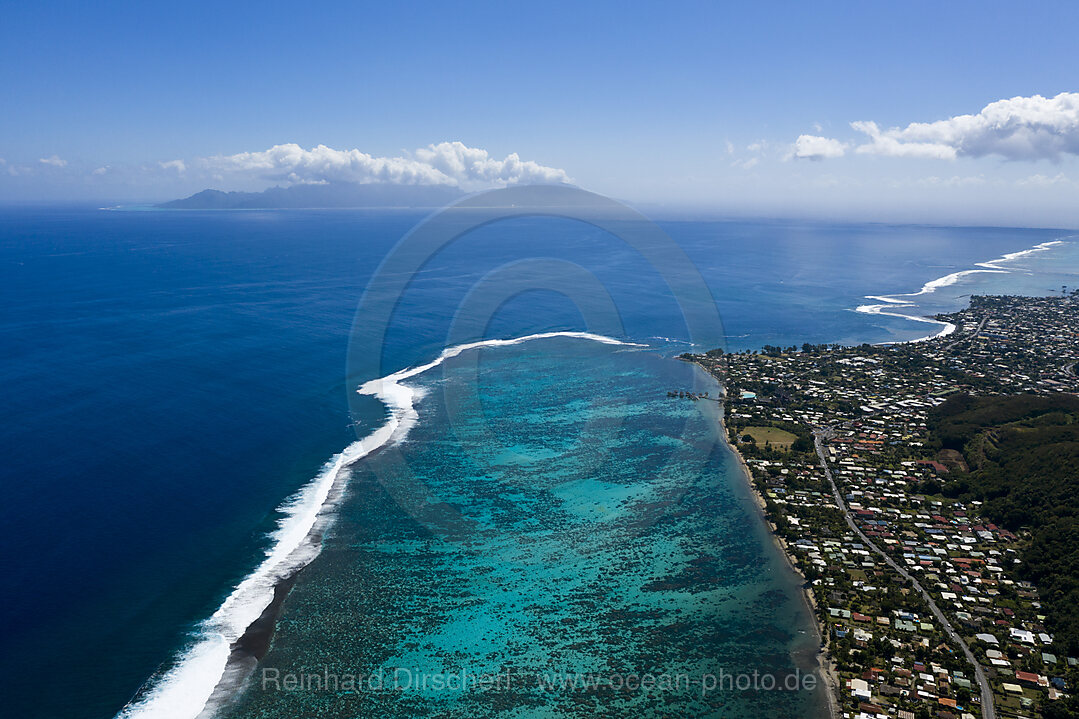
159;182;464;209
929;393;1079;660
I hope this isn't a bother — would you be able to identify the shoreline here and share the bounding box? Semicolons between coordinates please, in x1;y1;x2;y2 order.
695;363;840;719
688;280;1075;718
693;293;1079;719
128;240;1074;718
224;352;838;719
854;237;1071;344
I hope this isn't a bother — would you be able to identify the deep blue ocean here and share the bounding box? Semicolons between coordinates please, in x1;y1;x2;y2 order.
1;205;1075;718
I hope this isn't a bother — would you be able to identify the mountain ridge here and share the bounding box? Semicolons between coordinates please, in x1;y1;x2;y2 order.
158;182;465;209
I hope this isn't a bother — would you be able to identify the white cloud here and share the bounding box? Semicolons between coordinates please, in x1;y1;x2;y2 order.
201;141;569;189
92;166;108;176
725;140;735;154
851;121;956;159
791;134;847;160
916;175;987;187
852;92;1079;161
39;155;67;167
414;142;569;186
1017;172;1072;187
731;157;759;170
159;159;186;173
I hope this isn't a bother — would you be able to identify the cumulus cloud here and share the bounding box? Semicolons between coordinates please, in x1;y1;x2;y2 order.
789;92;1079;162
201;141;570;189
159;159;186;173
854;92;1079;161
851;121;956;159
791;134;847;160
39;155;67;167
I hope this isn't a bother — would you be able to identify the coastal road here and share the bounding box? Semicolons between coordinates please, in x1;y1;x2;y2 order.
812;431;997;719
944;315;987;352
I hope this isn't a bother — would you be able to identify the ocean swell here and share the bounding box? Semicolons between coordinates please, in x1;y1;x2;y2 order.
856;239;1068;343
116;331;642;719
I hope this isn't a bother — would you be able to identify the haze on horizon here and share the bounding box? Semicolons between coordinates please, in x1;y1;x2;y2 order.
3;1;1079;228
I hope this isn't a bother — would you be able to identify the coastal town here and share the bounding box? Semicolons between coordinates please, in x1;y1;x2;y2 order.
688;294;1079;719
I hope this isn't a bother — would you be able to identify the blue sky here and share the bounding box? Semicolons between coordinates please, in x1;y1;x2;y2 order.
2;1;1078;225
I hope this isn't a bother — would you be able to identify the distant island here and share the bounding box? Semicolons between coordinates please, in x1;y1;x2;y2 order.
159;182;465;209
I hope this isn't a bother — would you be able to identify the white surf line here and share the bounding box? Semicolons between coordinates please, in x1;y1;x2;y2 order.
856;239;1070;344
116;331;644;719
974;239;1067;272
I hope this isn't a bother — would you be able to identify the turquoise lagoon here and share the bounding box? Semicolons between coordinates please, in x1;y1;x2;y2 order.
222;338;827;718
5;208;1076;719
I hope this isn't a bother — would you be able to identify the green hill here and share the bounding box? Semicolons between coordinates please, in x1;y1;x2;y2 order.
930;393;1079;658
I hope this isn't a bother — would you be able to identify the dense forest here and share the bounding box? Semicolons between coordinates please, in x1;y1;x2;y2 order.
929;393;1079;709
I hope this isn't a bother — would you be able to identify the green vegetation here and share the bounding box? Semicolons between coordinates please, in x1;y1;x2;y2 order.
741;425;798;451
930;394;1079;660
697;294;1079;717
